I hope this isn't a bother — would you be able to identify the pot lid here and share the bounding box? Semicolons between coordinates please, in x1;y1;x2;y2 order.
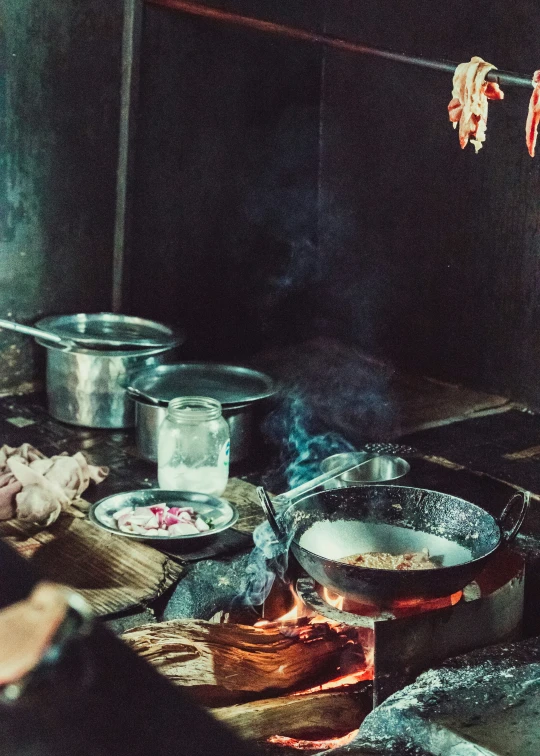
128;363;276;406
35;313;183;349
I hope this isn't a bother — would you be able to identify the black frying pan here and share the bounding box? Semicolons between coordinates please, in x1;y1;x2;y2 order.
258;485;529;604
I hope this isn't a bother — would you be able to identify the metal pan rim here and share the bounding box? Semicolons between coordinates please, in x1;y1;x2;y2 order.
127;362;276;405
287;484;503;573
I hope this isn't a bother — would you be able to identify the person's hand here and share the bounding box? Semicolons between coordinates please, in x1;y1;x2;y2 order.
0;582;71;686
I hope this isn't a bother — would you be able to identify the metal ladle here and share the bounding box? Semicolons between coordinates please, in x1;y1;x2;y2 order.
268;454;380;508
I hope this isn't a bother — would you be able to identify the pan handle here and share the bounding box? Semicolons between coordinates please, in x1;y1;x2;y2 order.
256;487;285;540
498;490;530;545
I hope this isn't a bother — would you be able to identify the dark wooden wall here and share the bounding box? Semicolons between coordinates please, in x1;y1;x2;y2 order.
0;0;123;390
130;7;322;359
129;0;540;405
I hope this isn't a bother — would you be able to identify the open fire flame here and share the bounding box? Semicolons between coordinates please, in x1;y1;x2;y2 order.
257;582;463;750
255;586;372;751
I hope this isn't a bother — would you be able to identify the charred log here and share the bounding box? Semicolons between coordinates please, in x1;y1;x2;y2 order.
211;689;371;741
122;618;362;706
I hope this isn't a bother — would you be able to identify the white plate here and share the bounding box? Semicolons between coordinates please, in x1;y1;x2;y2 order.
89;489;239;541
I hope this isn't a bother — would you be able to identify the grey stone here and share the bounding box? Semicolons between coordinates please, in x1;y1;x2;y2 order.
340;636;540;756
104;608;157;634
163;551;255;621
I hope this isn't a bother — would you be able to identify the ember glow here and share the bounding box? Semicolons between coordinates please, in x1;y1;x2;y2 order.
295;666;372;695
267;729;359;750
257;586;374;694
255;601;303;626
391;590;463;615
255;585;373;750
295;624;373;695
322;585;463;617
256;584;309;627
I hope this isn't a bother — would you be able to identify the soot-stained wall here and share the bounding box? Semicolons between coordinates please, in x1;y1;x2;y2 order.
130;1;540;406
0;0;122;390
130;6;322;359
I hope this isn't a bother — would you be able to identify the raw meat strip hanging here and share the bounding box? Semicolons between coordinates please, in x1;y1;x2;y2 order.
526;70;540;157
448;56;504;153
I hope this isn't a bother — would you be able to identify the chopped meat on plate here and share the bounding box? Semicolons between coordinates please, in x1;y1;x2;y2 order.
113;503;211;537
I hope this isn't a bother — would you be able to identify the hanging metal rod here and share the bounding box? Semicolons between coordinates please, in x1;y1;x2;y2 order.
147;0;534;89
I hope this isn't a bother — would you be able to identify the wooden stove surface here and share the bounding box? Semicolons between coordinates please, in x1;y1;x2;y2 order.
0;393;272;615
0;510;184;616
224;476;267;534
0;477;265;617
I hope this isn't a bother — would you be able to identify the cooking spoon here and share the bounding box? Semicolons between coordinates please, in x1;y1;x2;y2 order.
257;456;380;537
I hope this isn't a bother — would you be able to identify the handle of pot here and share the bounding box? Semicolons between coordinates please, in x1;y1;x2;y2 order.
273;454;378;506
126;385;159;405
256;487;286;540
498;490;530;545
0;318;74;349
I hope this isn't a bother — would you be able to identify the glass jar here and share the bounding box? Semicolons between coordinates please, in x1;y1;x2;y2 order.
157;396;230;496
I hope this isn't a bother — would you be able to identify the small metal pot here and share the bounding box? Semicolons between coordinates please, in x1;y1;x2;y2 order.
320;452;410;487
127;363;275;464
42;343;174;429
131;396;254;465
33;313;182;429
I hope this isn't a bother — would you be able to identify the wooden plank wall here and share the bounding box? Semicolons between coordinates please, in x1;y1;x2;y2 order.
129;1;540;405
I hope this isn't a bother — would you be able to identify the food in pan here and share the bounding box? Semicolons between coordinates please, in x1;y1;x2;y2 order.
448;56;504;152
526;70;540;157
340;548;441;570
112;502;211;536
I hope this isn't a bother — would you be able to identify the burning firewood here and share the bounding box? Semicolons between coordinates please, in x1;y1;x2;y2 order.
122;618;362;706
210;690;370;741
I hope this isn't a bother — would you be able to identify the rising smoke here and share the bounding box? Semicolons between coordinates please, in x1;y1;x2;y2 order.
263;392;356;488
242;391;356;606
242;520;291;606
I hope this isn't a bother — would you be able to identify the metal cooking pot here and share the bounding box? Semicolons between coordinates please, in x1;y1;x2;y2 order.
34;314;182;429
127;363;276;464
131;399;254;465
260;485;529;604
